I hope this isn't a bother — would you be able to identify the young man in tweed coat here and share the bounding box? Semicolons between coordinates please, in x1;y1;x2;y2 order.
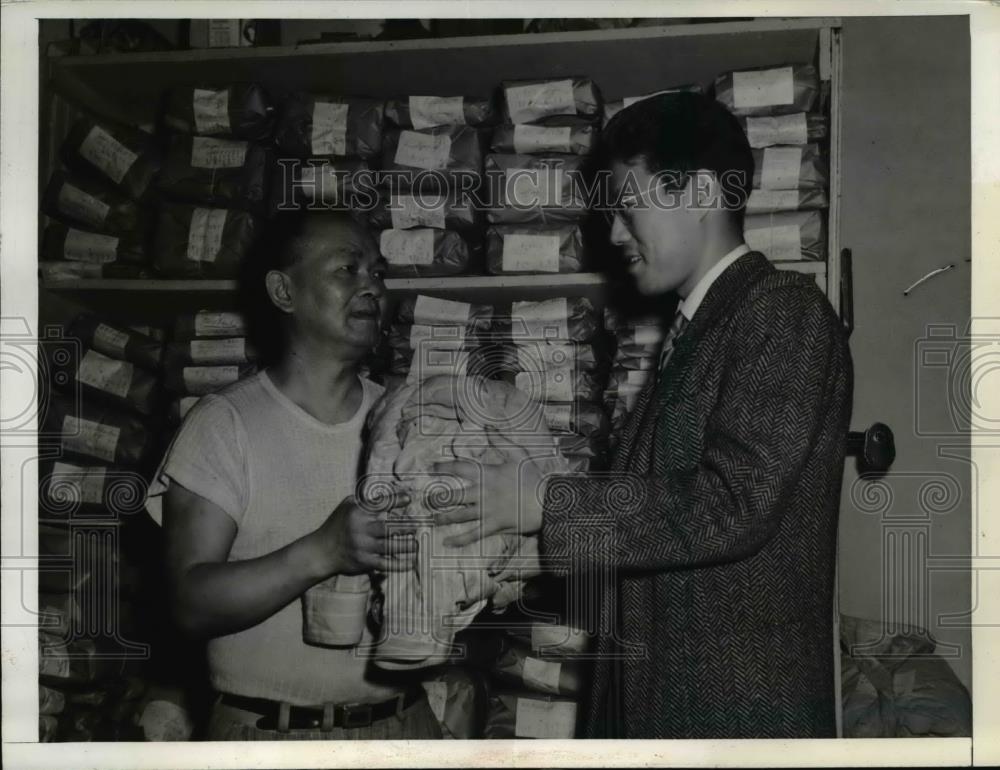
435;92;854;738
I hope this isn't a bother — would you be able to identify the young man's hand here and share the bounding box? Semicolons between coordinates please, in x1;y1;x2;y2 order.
310;489;417;577
431;431;548;548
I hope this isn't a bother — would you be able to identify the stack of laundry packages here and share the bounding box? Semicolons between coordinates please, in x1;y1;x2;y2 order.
715;63;829;267
603;307;667;449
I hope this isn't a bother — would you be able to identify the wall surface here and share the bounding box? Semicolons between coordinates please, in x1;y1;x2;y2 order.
838;15;971;692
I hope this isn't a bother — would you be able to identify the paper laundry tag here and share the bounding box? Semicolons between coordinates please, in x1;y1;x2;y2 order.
760;147;803;189
412;295;471;326
194;311;246;337
514;697;577;739
62;416;120;463
182;365;240;394
379;229;436;266
513;125;572;154
523;657;563;695
79;126;138;184
746;113;808;148
390;194;447;229
190;338;246;364
77;349;133;399
502;233;560;273
409;96;465;130
422;680;449;723
745;223;802;262
626;369;652;386
190;137;247;169
51;461;106;505
193;88;231;134
506;80;576;123
40;643;71;680
511;298;570;339
543;403;573;432
409;324;466;349
92;323;130;358
506;168;563;207
632;325;664;346
311;101;350;156
63;229;119;264
186;208;228;262
733;66;795;110
57;183;110;228
207;20;243;48
530;623;589;653
394;130;452;170
746;189;800;213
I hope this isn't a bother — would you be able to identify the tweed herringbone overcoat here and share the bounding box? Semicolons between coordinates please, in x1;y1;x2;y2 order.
541;251;854;738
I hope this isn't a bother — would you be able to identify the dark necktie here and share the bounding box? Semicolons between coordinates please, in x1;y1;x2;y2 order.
657;309;690;376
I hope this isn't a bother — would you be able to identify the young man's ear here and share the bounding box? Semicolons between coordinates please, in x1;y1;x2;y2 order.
691;169;721;219
265;270;295;314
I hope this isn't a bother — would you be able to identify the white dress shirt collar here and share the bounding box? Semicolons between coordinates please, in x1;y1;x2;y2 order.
679;243;752;321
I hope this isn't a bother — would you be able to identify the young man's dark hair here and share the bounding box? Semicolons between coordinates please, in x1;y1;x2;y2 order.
600;91;754;227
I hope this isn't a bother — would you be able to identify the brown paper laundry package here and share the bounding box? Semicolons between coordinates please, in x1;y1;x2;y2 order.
385;95;497;129
152;203;258;278
42;171;147;236
173;310;247;340
738;112;827;148
602;83;703;125
743;209;827;261
42;223;146;268
751;144;829;190
485;224;583;275
714;63;820;117
381;125;486;190
61;117;162;201
68;315;164;371
377;228;471;278
484;154;588;224
42;393;153;468
361;375;570;669
501;78;602;124
157;136;273;214
274;94;384;158
367;192;479;231
162;83;275;140
491;123;597;156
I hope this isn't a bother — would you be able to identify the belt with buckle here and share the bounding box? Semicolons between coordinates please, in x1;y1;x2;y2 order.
219;688;423;732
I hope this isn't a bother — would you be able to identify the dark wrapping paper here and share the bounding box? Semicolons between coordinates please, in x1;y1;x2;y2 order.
42;171;146;236
542;401;609;437
738;112;827;148
152;203;257;278
394;296;493;330
385;96;497;128
40;686;66;716
486;224;583;275
367;192;479;231
157;136;273;214
746;187;829;214
164;363;257;396
381;126;486;190
491;123;597;156
39;632;128;688
68;315;164;371
162;83;275;140
605;367;655;396
38;261;153;281
512;369;604;403
744;209;828;261
484;691;579;739
378;228;471;278
275;94;384;158
485;154;588;224
556;433;608;461
166;337;255;367
603;307;663;332
271;158;373;209
491;636;585;697
60;118;161;201
501;77;602;124
59;347;160;415
39;459;148;519
42;393;153;467
498;296;601;343
612;347;659;370
173;310;247;340
42;223;146;267
751;144;829;190
714;63;819;117
602;84;703;125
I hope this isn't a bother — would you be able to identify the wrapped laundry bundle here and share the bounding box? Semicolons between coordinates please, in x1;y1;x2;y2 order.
602;84;703;125
363;375;569;669
395;295;494;332
485;154;588;224
40;685;66;717
484;691;579;739
61;347;160;415
491;122;597;156
42;223;146;267
744;209;828;261
491;636;585;697
157;136;273;214
39;633;127;688
514;369;604;403
746;187;829;214
501;78;602;124
381;126;486;190
272;157;373;209
751;144;828;190
152;203;258;278
173;310;247;340
43;171;146;236
385;95;497;129
274;94;384;158
68;316;164;371
378;228;471;278
486;224;583;275
738;112;827;148
542;401;609;438
714;63;820;117
164;363;256;396
38;261;152;281
38;592;82;638
605;367;654;399
367;192;479;231
39;459;147;518
502;297;601;343
162;83;275;140
420;667;489;739
42;393;153;467
166;337;254;367
61;117;161;201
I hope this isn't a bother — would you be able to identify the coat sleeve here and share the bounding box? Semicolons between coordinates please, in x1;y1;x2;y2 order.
540;287;847;575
